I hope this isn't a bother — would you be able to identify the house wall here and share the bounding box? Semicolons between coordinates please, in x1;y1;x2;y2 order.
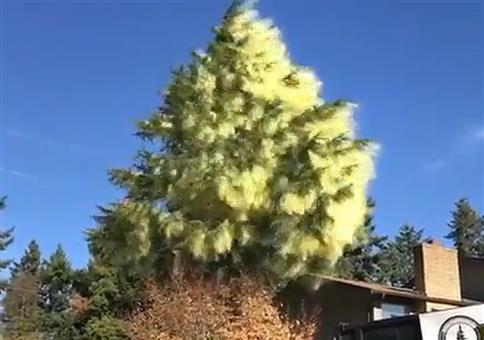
317;283;374;340
280;281;374;340
459;256;484;302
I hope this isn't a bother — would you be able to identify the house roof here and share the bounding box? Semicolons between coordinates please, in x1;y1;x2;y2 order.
315;275;478;307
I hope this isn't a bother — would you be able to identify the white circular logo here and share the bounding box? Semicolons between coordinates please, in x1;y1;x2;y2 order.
439;316;481;340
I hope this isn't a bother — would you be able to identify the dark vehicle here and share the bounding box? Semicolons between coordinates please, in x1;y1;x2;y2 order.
338;314;422;340
338;304;484;340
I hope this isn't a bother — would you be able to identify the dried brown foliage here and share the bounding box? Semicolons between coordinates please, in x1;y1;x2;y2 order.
70;293;89;316
125;274;318;340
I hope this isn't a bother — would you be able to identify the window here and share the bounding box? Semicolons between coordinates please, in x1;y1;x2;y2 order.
381;303;409;319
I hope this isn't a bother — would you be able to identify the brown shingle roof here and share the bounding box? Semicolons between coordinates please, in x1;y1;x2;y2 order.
315;275;478;307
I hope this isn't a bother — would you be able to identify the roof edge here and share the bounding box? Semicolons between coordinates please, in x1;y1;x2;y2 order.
314;275;474;307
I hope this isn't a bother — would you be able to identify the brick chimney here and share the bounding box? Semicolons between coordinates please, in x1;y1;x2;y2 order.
414;239;461;311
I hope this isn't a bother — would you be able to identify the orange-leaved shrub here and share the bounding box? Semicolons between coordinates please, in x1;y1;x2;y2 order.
125;273;318;340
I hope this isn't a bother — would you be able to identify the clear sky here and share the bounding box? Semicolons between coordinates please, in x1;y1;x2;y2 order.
1;0;483;269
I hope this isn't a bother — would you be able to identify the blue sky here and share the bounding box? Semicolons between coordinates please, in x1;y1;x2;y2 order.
1;1;483;269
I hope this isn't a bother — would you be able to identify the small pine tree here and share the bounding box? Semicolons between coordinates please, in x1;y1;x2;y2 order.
456;325;467;340
445;198;484;257
65;258;144;339
40;244;74;312
40;245;78;339
87;269;121;317
4;240;44;338
378;224;428;288
3;272;44;338
0;196;14;291
11;239;41;277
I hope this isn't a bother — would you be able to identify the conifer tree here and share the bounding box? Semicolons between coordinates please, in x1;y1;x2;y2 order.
40;244;73;312
40;245;79;339
336;199;386;281
445;198;483;257
11;239;41;277
78;263;133;339
456;325;467;340
85;315;127;340
3;272;44;338
4;240;44;338
378;224;428;288
0;196;14;291
94;0;376;280
64;257;143;339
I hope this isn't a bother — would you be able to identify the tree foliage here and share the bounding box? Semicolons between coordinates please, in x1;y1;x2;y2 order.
377;224;428;288
61;258;145;340
84;316;127;340
337;197;484;288
126;273;318;340
3;241;84;340
3;240;45;338
3;272;43;338
9;2;484;339
11;240;41;278
92;0;376;281
39;244;79;339
335;199;386;281
0;196;14;291
445;198;484;257
40;244;74;313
